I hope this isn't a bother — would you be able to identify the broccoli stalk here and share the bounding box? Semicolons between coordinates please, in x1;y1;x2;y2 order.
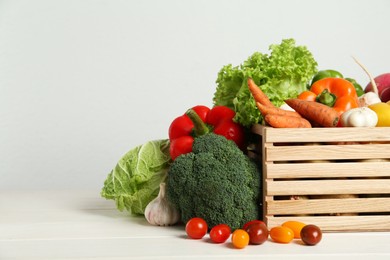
166;133;262;230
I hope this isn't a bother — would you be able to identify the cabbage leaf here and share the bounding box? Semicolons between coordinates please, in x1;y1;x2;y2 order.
101;139;171;215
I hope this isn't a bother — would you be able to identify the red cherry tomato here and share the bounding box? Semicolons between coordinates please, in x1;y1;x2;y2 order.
242;220;266;231
269;226;294;244
246;223;269;245
300;224;322;245
185;217;208;239
209;224;231;243
231;229;250;249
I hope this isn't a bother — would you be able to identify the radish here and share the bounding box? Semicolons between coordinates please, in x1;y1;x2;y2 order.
352;57;381;106
365;73;390;103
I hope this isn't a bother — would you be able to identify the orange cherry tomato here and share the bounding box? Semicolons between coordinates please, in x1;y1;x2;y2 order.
282;221;306;239
231;229;250;249
298;90;317;101
269;226;294;243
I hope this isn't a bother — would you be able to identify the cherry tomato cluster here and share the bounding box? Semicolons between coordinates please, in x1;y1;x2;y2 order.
185;217;322;249
270;221;322;245
185;218;268;249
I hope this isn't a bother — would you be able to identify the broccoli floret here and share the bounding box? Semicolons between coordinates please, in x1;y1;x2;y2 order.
166;133;262;230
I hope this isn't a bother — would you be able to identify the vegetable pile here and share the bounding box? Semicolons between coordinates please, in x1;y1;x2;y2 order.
213;38;318;127
101;38;390;250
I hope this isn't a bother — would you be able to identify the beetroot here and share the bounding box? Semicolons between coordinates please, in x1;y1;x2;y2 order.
365;73;390;102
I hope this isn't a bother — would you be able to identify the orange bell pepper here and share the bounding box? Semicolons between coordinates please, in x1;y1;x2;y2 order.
298;78;359;115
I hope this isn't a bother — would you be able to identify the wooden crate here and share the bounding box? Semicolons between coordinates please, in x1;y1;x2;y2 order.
251;124;390;232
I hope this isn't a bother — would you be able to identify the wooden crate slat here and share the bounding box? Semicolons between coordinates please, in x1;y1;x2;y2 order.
267;197;390;215
252;124;390;143
265;144;390;161
266;215;390;232
265;161;390;178
266;179;390;196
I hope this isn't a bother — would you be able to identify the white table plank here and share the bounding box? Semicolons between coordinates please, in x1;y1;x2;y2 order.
1;190;390;260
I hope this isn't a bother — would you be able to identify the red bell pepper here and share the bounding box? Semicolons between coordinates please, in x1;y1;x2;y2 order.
168;105;245;160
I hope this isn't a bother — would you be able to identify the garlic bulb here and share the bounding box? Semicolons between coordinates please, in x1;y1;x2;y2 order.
144;182;180;226
359;92;381;107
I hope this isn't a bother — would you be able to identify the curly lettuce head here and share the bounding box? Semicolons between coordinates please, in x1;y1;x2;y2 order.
213;39;318;127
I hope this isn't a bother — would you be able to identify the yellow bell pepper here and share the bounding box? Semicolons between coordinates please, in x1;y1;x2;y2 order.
368;102;390;126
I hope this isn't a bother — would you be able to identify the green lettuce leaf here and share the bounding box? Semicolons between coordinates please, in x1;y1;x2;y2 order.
213;38;318;127
101;139;171;215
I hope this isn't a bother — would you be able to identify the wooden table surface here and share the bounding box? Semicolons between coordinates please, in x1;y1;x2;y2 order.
1;190;390;260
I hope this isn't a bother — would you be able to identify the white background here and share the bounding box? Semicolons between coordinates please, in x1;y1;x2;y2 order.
1;0;390;191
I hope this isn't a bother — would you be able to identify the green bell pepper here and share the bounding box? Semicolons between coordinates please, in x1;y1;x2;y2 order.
345;77;365;97
311;69;343;86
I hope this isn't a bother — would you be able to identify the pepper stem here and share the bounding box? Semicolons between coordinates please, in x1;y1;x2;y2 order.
185;109;210;137
316;89;336;107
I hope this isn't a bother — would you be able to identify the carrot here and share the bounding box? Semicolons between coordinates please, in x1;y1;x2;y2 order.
285;99;339;127
264;114;312;128
256;102;301;118
247;78;274;107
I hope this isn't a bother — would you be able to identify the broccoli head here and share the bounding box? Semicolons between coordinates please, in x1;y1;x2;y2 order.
166;133;262;230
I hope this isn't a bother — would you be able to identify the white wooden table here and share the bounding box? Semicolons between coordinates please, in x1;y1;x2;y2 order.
1;190;390;260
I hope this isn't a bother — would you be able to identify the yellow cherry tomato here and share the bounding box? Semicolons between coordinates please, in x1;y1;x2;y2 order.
282;221;306;239
368;102;390;126
270;226;294;243
231;229;250;249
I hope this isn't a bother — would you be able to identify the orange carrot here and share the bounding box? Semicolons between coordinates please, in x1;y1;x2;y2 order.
256;102;301;118
264;114;312;128
285;99;339;127
247;78;274;107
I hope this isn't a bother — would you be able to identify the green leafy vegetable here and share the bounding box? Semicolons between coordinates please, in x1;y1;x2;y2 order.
213;38;318;127
101;139;171;215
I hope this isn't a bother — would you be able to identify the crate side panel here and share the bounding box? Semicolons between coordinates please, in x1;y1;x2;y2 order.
252;124;390;232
